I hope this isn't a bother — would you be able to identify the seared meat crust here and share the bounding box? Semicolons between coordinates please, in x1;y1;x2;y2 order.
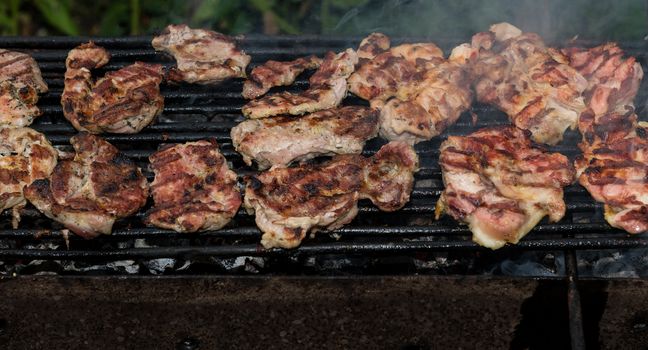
0;127;57;227
152;24;251;84
231;106;379;169
241;49;358;119
24;133;148;238
244;141;418;249
146;139;241;232
242;55;322;99
436;126;575;249
465;23;588;145
62;42;164;134
0;49;48;127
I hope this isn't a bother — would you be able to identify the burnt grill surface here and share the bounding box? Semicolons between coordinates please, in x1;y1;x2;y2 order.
0;35;647;262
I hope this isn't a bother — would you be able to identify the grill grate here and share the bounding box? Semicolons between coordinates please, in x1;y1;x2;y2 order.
0;35;646;262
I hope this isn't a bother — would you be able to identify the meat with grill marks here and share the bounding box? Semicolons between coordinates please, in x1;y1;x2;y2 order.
241;49;358;119
357;32;390;60
0;127;57;228
231;106;379;170
244;141;418;249
436;126;575;249
61;42;164;134
152;24;251;84
24;133;148;238
567;43;648;234
0;50;48;127
146;139;241;233
463;22;588;145
348;33;472;144
242;55;322;99
563;43;643;117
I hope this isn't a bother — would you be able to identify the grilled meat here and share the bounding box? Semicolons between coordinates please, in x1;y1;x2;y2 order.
146;139;241;233
567;43;648;234
436;126;575;249
349;34;471;144
241;49;358;119
464;22;588;145
563;43;643;117
62;42;164;134
357;32;390;60
0;127;57;228
152;24;251;84
242;55;322;99
231;106;379;170
576;121;648;233
24;133;148;238
0;50;48;127
244;141;418;249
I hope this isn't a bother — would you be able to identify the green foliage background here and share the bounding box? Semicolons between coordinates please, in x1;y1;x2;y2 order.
2;0;647;41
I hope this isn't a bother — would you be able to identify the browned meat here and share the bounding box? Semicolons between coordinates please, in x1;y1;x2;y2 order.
463;23;588;145
152;24;250;84
244;141;418;249
242;55;323;99
357;32;390;60
241;49;358;119
231;106;379;169
61;42;164;134
24;133;148;238
563;43;643;117
146;140;241;233
566;43;648;234
576;122;648;234
0;50;48;127
0;127;58;227
349;34;472;144
436;126;575;249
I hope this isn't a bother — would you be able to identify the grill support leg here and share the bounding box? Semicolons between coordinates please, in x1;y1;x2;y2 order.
566;249;586;350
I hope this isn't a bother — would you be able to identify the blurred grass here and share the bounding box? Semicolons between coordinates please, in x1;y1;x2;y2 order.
3;0;648;41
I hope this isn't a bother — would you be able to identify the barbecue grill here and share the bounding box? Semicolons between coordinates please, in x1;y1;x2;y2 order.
1;35;648;349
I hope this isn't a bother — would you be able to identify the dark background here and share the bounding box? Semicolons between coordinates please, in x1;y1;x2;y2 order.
6;0;648;41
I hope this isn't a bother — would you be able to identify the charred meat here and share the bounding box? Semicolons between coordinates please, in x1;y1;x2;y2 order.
62;42;164;134
436;126;575;249
357;32;390;60
0;127;57;228
152;24;251;84
349;34;472;144
242;55;322;99
231;106;379;170
24;133;148;238
464;22;588;145
244;141;418;249
241;49;358;119
0;50;48;127
146;139;241;233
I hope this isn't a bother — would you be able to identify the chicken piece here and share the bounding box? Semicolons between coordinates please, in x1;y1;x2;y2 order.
146;140;241;232
242;55;322;99
357;32;390;60
152;24;251;84
464;22;588;145
241;49;358;119
244;141;418;249
563;43;643;117
0;127;57;228
349;33;472;144
24;133;148;238
436;126;575;249
360;141;419;211
377;59;473;144
348;38;443;101
0;50;48;127
61;42;164;134
231;106;379;170
576;122;648;234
